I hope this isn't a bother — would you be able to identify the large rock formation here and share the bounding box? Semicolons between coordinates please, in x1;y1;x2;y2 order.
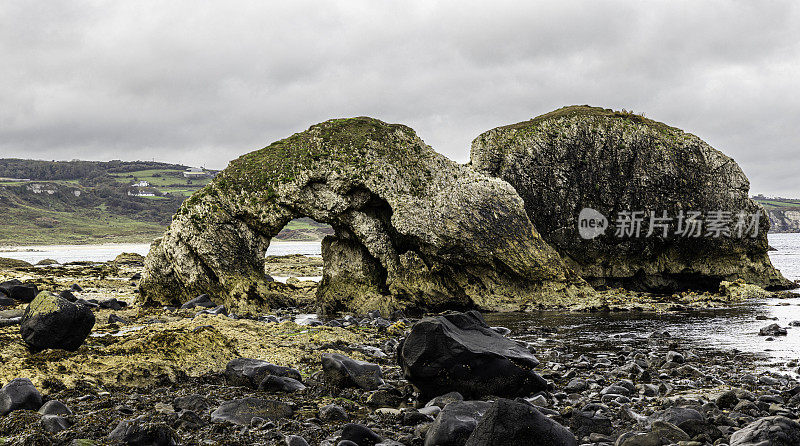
472;105;791;292
140;117;591;314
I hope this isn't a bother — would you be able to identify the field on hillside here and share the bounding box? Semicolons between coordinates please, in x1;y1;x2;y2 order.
753;197;800;210
108;168;212;197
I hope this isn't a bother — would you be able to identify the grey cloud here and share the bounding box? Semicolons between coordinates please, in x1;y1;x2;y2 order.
0;0;798;196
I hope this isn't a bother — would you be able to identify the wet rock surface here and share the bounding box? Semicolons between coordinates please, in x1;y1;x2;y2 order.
471;105;791;292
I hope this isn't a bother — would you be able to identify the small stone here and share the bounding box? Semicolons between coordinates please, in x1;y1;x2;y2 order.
319;404;348;422
340;423;383;446
210;398;294;425
321;353;384;390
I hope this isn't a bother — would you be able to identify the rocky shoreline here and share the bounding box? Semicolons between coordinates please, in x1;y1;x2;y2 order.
1;256;800;445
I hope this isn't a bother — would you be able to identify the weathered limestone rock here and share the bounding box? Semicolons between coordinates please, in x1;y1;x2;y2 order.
472;105;791;292
140;117;592;314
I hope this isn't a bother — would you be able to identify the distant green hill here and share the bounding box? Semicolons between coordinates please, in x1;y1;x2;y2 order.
0;159;331;245
752;196;800;233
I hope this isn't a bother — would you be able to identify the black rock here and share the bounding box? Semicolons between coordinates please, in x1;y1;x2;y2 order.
402;409;434;426
20;292;95;352
70;283;83;292
285;435;310;446
131;272;142;281
321;353;384;390
425;401;492;446
716;390;740;409
181;294;217;309
173;394;209;413
650;407;705;426
38;400;72;416
109;314;129;325
99;298;127;310
108;416;179;446
210;398;294;425
340;423;383;446
224;358;302;388
58;290;77;302
75;298;99;309
425;391;464;408
730;416;800;445
399;311;547;400
759;323;788;336
258;375;306;393
0;280;38;303
569;410;613;439
319;404;348;422
0;294;13;307
677;418;723;441
0;378;43;415
41;414;72;434
176;410;206;430
464;398;577;446
197;304;228;316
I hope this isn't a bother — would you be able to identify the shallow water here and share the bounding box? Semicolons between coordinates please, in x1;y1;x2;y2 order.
486;233;800;375
0;240;322;264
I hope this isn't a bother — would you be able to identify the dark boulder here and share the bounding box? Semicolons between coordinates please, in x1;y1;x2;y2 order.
38;400;72;416
0;293;13;307
730;416;800;446
224;358;302;388
425;400;492;446
180;294;217;309
173;394;209;413
20;291;95;352
210;398;294;425
340;423;383;446
285;435;310;446
108;416;180;446
258;375;306;393
41;414;72;434
464;399;577;446
0;280;38;303
99;298;127;310
319;404;348;422
399;311;546;400
0;378;43;416
321;353;384;390
759;323;787;336
650;407;705;426
58;290;77;302
109;314;130;325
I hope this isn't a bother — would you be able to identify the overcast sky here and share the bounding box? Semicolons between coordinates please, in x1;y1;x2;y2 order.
1;1;798;196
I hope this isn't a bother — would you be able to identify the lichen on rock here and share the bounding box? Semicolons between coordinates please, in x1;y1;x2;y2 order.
140;117;593;315
471;105;791;292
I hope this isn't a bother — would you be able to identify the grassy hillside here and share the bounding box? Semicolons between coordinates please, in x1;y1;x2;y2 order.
0;159;331;245
753;197;800;210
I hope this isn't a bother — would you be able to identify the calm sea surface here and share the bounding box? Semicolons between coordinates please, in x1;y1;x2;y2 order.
2;233;800;372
